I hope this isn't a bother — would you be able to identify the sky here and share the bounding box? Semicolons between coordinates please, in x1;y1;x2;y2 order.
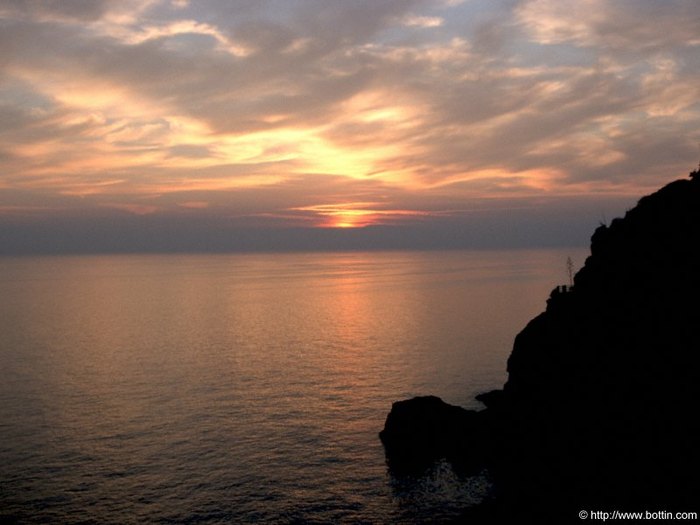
0;0;699;253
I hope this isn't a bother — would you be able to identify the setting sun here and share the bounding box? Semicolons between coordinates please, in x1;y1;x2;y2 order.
291;203;433;229
331;212;375;229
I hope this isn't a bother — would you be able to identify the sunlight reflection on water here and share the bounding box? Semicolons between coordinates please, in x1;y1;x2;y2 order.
0;249;587;523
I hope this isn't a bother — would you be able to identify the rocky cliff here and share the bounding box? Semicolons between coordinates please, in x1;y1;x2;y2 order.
381;167;700;522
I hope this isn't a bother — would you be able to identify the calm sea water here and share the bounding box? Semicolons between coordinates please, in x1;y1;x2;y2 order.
0;249;587;524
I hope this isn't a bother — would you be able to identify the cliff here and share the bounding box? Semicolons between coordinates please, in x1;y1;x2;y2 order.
381;167;700;522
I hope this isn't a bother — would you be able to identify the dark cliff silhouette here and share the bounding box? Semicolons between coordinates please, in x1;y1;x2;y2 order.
381;167;700;522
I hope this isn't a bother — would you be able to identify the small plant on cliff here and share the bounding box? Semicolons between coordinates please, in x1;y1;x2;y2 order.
566;256;574;288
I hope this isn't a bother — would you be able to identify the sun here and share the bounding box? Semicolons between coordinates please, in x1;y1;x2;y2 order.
331;212;372;228
291;202;432;228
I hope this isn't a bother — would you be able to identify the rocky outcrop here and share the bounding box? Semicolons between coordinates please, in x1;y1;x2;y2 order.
379;396;489;474
381;167;700;521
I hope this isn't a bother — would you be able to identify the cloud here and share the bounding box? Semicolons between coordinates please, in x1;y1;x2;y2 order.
0;0;112;22
103;19;251;56
401;14;444;28
0;0;698;252
517;0;700;52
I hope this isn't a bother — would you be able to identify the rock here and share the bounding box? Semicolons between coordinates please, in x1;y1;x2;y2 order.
379;396;488;474
382;167;700;520
498;171;700;516
474;390;504;410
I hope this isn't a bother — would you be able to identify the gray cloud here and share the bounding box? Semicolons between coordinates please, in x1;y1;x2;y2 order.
0;0;112;21
516;0;700;54
0;0;698;252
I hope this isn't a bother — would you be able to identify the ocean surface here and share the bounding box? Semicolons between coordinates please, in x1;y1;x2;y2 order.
0;248;587;524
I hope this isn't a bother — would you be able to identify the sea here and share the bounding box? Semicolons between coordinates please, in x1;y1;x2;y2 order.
0;248;587;524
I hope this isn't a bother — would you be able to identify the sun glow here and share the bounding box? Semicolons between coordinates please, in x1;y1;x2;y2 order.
292;203;432;228
331;210;377;229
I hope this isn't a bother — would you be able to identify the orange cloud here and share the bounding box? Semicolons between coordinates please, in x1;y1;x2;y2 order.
100;202;159;215
178;200;210;209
